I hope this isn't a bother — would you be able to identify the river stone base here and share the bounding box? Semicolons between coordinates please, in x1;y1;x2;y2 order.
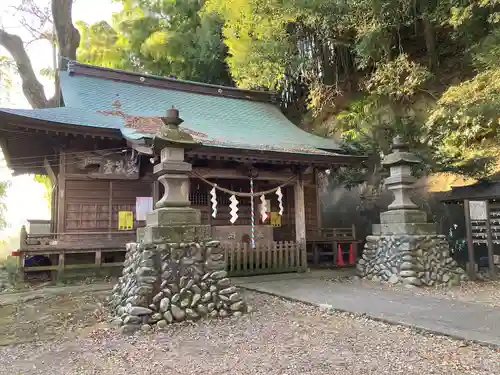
110;240;247;334
357;235;468;287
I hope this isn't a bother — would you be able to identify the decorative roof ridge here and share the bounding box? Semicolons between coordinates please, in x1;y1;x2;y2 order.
64;59;277;104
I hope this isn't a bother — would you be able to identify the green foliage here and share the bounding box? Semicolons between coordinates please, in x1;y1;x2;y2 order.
0;57;14;86
364;55;432;101
204;0;298;89
77;20;133;71
77;0;232;85
39;67;56;79
0;234;19;260
0;180;8;230
471;27;500;70
3;256;18;283
426;68;500;171
424;23;500;177
33;175;52;209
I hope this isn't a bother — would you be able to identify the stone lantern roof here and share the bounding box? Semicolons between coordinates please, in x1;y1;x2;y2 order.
153;107;198;151
381;136;421;167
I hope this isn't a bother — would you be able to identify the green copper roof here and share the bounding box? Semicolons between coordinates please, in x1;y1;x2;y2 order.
2;62;345;156
0;107;124;130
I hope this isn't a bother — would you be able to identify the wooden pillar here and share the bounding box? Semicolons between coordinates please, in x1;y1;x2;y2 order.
57;252;65;281
294;171;307;271
485;201;497;280
464;199;477;280
314;168;322;230
56;151;66;234
44;157;58;233
95;250;102;267
108;181;113;238
50;187;57;233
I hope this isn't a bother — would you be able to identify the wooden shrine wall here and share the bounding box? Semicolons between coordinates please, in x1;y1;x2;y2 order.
63;179;153;232
56;149;154;234
62;177;318;234
57;145;320;239
305;185;319;231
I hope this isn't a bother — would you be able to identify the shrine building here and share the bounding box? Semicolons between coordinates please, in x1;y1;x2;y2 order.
0;61;365;279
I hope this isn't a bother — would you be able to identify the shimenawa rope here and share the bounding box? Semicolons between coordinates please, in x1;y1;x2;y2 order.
189;171;297;197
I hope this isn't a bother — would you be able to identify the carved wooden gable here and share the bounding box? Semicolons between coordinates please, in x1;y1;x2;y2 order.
77;151;140;179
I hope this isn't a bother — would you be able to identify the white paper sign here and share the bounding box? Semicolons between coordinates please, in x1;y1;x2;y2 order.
136;197;153;221
469;200;487;221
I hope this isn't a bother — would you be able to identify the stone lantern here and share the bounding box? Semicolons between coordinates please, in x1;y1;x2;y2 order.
374;136;436;236
111;107;247;334
138;107;208;243
357;136;467;287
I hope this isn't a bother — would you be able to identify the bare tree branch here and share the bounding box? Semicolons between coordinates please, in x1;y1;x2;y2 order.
0;29;51;108
10;1;53;44
0;0;79;108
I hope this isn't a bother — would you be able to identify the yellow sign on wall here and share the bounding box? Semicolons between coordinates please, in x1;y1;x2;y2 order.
118;211;134;230
270;212;281;227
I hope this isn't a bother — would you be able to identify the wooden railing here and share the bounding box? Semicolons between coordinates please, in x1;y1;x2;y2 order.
14;227;132;282
221;241;307;276
19;226;136;251
306;225;360;267
307;225;357;242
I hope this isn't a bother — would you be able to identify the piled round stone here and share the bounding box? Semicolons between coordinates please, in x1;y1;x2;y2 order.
357;234;468;287
110;240;247;334
153;269;245;327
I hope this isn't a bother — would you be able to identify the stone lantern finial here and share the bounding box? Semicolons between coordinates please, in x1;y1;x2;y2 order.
391;135;406;150
153;107;197;150
161;106;183;129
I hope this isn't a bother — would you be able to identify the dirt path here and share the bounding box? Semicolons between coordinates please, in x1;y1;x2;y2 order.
0;283;112;346
0;282;112;306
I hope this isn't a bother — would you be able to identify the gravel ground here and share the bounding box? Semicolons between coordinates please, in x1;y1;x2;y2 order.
385;280;500;307
0;290;108;346
325;276;500;307
0;291;499;375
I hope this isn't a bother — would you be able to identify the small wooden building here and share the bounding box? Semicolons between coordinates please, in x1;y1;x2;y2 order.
441;181;500;280
0;61;364;278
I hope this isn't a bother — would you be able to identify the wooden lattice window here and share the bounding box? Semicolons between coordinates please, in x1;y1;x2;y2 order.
66;203;110;230
190;190;208;206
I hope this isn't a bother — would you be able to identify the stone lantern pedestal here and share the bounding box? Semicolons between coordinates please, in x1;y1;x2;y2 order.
110;108;247;334
357;137;467;287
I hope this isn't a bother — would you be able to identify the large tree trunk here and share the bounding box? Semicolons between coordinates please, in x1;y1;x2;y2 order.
52;0;80;71
0;30;54;109
422;13;438;71
0;0;79;109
